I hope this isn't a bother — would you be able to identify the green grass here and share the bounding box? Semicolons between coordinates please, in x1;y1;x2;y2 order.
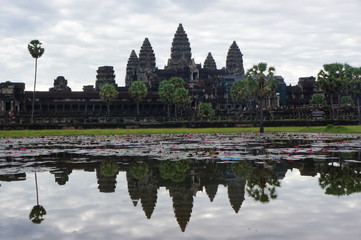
0;125;361;137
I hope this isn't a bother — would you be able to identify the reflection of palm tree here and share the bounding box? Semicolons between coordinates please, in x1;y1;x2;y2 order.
159;160;189;183
246;166;280;203
29;172;46;224
231;161;252;178
100;159;119;177
129;161;149;180
319;164;361;196
97;159;119;193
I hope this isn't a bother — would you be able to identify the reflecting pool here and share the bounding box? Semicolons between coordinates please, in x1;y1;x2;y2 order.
1;132;361;240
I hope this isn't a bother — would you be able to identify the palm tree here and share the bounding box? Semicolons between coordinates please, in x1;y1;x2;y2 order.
29;172;46;224
28;40;45;123
246;62;278;133
158;80;175;118
99;84;119;116
317;63;351;117
173;87;189;118
128;81;148;115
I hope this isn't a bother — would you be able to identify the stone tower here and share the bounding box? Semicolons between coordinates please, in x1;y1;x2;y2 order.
95;66;117;91
125;50;139;87
49;76;71;92
166;23;192;69
226;41;244;76
137;38;156;88
203;52;217;71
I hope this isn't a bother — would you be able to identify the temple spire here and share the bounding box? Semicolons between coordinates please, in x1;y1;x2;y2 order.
137;38;156;88
138;38;156;70
166;23;192;69
125;50;139;87
203;52;217;71
226;41;244;76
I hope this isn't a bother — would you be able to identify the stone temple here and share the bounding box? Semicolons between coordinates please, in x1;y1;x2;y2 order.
1;23;343;126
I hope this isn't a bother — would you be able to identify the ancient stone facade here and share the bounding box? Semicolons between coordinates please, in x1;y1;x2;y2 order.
1;23;354;125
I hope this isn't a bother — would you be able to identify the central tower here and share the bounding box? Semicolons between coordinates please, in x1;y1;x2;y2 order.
166;23;192;70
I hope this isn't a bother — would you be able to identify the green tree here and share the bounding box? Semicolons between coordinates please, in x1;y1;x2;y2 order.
173;87;189;118
198;103;215;118
158;77;187;119
159;80;175;118
317;63;352;116
340;96;353;105
28;40;45;123
230;79;252;102
128;81;148;115
245;62;278;133
99;84;119;116
309;93;326;105
169;77;184;88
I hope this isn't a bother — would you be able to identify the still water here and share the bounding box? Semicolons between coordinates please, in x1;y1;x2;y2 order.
0;132;361;240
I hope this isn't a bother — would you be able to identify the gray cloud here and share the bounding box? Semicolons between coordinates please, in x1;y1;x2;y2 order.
0;0;360;90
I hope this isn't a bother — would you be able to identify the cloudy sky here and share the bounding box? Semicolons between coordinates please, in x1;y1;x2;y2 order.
1;0;360;91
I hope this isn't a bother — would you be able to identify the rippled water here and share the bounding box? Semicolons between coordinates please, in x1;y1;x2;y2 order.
1;132;361;240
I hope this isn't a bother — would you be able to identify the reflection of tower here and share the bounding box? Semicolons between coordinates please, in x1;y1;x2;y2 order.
139;173;158;219
205;183;218;202
227;179;246;213
169;187;194;232
126;172;140;206
50;168;72;185
96;168;118;193
139;181;158;219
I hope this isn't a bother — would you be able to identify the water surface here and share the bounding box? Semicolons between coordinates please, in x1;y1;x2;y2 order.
1;132;361;240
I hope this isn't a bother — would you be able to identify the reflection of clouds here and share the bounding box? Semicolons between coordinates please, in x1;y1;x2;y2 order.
1;168;361;239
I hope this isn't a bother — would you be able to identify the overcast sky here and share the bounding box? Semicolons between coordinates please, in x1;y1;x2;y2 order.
1;0;361;91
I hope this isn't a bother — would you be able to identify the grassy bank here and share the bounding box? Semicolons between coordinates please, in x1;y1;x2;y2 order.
0;125;360;137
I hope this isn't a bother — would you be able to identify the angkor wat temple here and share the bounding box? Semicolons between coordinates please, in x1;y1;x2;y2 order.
0;24;356;127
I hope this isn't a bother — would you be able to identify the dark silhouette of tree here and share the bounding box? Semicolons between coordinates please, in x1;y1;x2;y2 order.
129;161;149;180
28;40;45;123
246;165;280;203
245;62;278;133
309;93;326;105
317;63;352;117
159;77;187;118
319;164;361;196
159;160;189;183
29;172;46;224
128;81;148;115
231;161;252;178
198;103;215;118
99;84;119;116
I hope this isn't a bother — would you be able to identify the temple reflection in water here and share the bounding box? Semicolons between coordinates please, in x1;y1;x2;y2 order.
1;153;361;232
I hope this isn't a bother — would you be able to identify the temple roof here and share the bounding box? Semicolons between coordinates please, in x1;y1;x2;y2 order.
166;23;192;69
126;50;139;74
226;41;244;76
138;38;156;70
203;52;217;71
